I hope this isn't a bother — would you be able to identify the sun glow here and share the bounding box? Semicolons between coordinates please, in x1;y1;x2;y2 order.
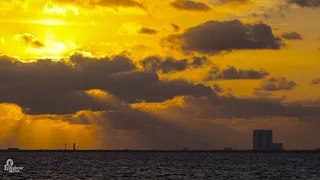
24;41;77;58
27;19;69;26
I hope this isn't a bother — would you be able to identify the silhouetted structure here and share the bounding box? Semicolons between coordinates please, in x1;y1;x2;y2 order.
65;144;67;151
73;143;76;151
224;147;232;151
253;129;285;151
7;148;20;151
272;143;284;151
253;129;273;150
182;147;189;151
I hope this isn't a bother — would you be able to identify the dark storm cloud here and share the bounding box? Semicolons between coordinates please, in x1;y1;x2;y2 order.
311;77;320;84
170;0;211;11
52;0;146;9
62;95;320;132
140;56;208;73
287;0;320;7
206;65;269;80
138;28;158;35
61;96;320;124
56;95;320;150
106;73;215;103
3;91;113;115
106;109;213;149
164;20;284;54
189;96;320;119
256;77;297;91
0;53;215;114
60;107;221;149
281;31;303;40
15;33;45;48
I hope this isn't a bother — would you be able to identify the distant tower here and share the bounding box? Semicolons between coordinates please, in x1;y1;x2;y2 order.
73;143;76;151
253;129;273;150
65;144;67;150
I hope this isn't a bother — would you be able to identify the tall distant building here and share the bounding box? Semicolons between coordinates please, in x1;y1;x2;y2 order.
271;143;283;151
253;129;273;150
73;143;76;151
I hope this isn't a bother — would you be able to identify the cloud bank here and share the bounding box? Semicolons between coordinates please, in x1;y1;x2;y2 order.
206;65;269;80
0;52;214;114
170;0;211;11
282;31;303;40
163;20;285;54
287;0;320;7
256;77;297;91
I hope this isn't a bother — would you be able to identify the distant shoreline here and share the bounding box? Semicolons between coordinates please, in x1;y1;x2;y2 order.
1;150;320;153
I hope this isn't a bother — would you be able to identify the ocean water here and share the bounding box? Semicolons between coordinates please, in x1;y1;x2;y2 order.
0;152;320;179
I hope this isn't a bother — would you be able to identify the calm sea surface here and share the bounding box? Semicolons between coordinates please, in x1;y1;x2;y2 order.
0;152;320;179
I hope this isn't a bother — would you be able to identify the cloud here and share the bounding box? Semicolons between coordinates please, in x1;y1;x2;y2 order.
52;0;147;9
311;77;320;84
206;65;269;80
171;24;180;32
170;0;211;11
163;20;285;54
14;33;45;48
0;53;215;114
190;56;209;68
281;31;303;40
214;0;250;5
63;95;320;127
140;56;188;73
184;96;320;119
212;84;224;93
43;2;80;16
287;0;320;7
140;56;208;73
252;91;273;97
256;77;297;91
0;54;20;63
138;28;158;35
106;73;215;103
58;106;224;149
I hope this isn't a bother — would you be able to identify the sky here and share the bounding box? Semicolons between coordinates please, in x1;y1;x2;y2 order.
0;0;320;150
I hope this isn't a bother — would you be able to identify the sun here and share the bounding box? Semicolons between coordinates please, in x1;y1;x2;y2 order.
26;41;76;59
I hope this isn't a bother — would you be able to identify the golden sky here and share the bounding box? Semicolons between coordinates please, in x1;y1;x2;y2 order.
0;0;320;150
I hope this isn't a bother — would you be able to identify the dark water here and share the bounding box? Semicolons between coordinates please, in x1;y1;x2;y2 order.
0;152;320;179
